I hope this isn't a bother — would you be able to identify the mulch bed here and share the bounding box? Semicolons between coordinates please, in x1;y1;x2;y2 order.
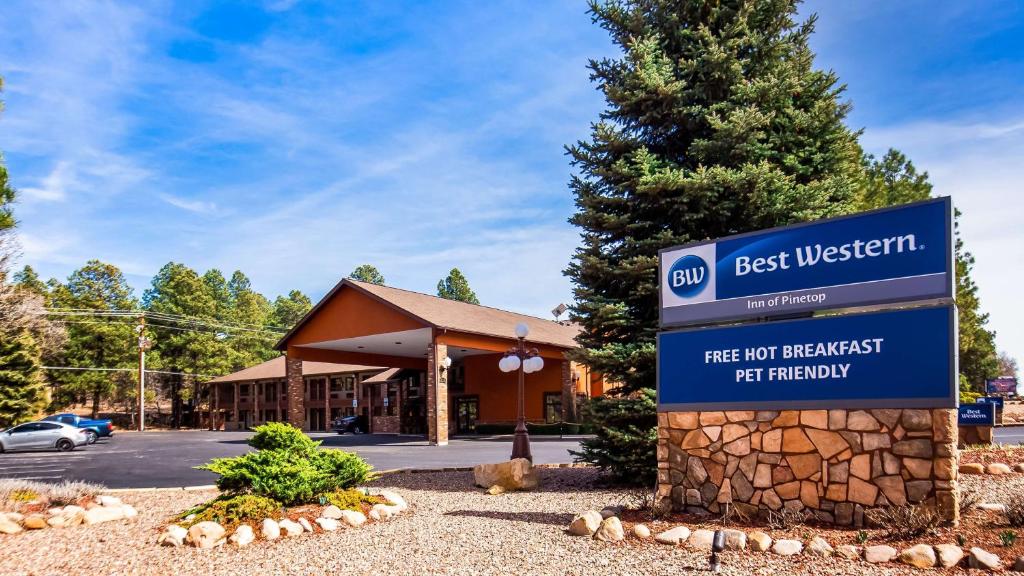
960;445;1024;466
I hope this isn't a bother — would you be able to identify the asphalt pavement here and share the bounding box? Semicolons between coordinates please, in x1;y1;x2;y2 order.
0;431;586;489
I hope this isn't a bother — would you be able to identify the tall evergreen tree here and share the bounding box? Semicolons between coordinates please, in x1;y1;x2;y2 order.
13;265;48;298
566;0;862;395
0;77;15;232
349;264;385;285
226;270;274;369
436;268;480;304
0;331;46;427
270;290;313;329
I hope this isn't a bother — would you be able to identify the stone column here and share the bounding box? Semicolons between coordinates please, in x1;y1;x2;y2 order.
286;355;305;430
426;339;449;446
560;360;577;424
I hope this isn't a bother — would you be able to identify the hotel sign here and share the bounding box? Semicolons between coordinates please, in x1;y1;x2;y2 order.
657;306;956;411
659;198;953;327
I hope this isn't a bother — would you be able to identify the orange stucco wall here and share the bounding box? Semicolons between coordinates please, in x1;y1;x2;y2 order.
457;353;588;423
287;286;426;346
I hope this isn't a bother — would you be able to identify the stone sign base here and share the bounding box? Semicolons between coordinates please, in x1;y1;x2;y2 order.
958;425;993;448
657;409;958;525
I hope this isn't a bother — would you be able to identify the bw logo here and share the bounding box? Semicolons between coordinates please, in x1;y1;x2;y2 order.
669;255;709;298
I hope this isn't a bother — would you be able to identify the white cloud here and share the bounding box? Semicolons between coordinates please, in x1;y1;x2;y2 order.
159;193;217;214
19;161;73;201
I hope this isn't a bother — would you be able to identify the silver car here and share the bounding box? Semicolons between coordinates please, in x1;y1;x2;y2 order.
0;421;89;453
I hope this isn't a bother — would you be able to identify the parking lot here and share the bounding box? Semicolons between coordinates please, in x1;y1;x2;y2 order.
0;431;586;488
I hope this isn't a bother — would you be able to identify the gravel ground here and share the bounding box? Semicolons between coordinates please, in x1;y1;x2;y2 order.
0;469;987;576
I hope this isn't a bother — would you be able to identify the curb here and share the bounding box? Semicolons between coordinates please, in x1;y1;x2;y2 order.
106;484;217;493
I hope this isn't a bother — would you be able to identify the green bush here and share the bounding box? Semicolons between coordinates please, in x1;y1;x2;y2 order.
570;388;656;485
325;488;383;512
312;449;376;489
179;494;282;529
248;422;320;454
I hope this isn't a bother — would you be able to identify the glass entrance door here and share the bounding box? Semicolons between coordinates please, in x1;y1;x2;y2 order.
455;396;478;434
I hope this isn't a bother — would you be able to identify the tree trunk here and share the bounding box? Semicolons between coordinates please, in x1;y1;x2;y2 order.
91;388;100;419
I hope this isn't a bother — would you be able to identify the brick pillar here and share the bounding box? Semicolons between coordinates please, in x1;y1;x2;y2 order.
560;360;577;424
427;339;449;446
286;355;305;430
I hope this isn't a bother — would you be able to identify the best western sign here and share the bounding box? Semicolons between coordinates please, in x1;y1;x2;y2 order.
659;198;953;327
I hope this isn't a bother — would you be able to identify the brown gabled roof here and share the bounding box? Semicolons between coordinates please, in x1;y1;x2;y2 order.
207;356;385;384
275;279;581;350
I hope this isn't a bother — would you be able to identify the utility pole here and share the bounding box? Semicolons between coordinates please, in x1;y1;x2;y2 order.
136;316;152;432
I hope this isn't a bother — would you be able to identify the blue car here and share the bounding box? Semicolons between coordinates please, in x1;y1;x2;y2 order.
42;413;114;444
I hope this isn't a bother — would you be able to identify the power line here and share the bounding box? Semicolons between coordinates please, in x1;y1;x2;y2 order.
42;366;219;378
53;318;283;340
42;309;288;335
43;306;290;332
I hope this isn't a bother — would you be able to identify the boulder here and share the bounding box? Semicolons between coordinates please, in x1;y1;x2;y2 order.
339;510;367;528
654;526;691;545
899;543;937;568
722;529;747;551
261;518;281;540
633;524;651;539
0;518;22;534
229;525;255;547
121;505;138;520
600;506;622;519
315;517;340;531
837;545;861;560
279;519;304;536
298;517;314;532
747;531;772;552
771;539;803;556
369;504;395;521
1014;463;1024;473
864;545;898;563
22;515;47;530
4;512;24;523
378;490;408;512
969;547;1001;570
187;521;226;549
46;516;68;528
158;525;187;547
934;544;964;568
96;495;123;507
568;511;603;536
987;463;1012;475
83;506;124;525
688;529;715;550
1014;556;1024;571
486;485;506;496
959;463;986;475
593;517;624;542
472;458;539;491
806;537;833;557
321;505;344;520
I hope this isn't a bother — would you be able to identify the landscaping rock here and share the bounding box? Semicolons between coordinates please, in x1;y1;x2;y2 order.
568;511;602;536
632;524;651;539
959;463;986;475
934;544;964;568
229;525;255;547
0;517;22;535
315;518;340;531
22;515;46;530
298;517;313;532
654;526;690;545
121;505;138;520
4;512;24;523
969;547;1001;570
472;458;539;491
261;518;281;540
722;529;747;551
1014;464;1024;473
806;536;833;557
987;463;1012;475
486;485;506;495
898;543;936;568
369;504;394;521
1014;556;1024;571
321;505;344;520
977;502;1007;512
96;495;123;507
157;525;187;547
378;490;408;512
339;510;367;528
864;545;898;563
688;529;715;550
771;539;803;556
837;545;861;560
593;517;624;542
83;506;124;525
187;521;226;549
46;516;68;528
747;531;772;552
279;519;304;536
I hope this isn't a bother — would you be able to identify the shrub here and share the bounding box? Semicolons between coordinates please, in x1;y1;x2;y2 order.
311;449;376;489
856;530;869;544
325;488;383;512
865;505;940;539
248;422;320;454
570;389;656;485
0;479;102;508
1001;529;1017;547
178;494;282;529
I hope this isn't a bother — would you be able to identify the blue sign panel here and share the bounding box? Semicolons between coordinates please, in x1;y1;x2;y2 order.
659;198;953;327
657;306;956;411
959;403;996;426
978;396;1005;409
987;377;1018;395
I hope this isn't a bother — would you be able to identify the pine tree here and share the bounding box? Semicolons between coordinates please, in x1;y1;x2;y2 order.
270;290;313;329
349;264;385;285
436;268;480;304
0;77;15;232
13;265;48;298
0;330;46;427
566;0;863;396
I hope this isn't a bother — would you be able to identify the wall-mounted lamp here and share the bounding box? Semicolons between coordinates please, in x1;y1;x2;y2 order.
439;356;452;374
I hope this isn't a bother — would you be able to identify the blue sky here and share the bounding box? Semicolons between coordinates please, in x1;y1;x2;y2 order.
1;1;1022;361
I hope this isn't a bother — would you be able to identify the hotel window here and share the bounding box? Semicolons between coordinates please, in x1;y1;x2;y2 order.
307;378;325;400
543;392;562;424
330;375;356;399
239;384;250;399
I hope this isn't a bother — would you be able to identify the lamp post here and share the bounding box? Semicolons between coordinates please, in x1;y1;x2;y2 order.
499;322;544;462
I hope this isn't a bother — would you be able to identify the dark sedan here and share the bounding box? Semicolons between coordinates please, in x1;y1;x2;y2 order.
331;415;368;434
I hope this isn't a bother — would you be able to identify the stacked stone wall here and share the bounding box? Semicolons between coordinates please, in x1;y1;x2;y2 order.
656;408;958;525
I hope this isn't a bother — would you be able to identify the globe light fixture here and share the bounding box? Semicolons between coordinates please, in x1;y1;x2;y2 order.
499;323;543;461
